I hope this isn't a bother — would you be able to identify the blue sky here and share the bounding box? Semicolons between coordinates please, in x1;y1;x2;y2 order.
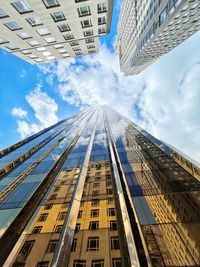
0;1;200;162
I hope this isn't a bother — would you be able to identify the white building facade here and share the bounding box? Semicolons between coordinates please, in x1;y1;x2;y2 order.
0;0;113;63
117;0;200;75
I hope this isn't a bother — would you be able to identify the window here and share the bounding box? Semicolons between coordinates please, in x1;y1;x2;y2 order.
64;33;74;40
73;260;86;267
87;237;99;251
92;259;104;267
106;189;112;195
26;16;43;26
108;208;115;216
19;240;35;259
88;49;95;54
91;199;99;206
36;262;49;267
89;221;99;230
62;53;69;58
78;211;83;218
80;201;84;207
32;226;42;234
28;54;38;59
0;37;8;44
5;21;22;31
92;190;99;197
58;24;70;32
43;0;60;8
37;28;50;36
111;237;120;250
28;40;40;46
75;52;82;56
98;17;106;25
57;212;67;220
85;38;94;43
107;198;113;204
106;181;112;187
93;182;100;188
110;221;117;231
0;9;8;18
112;258;122;267
97;3;107;13
95;172;101;176
51;11;66;22
12;1;33;14
49;193;57;200
87;45;95;49
62;202;69;208
46;240;58;253
71;238;77;252
77;6;91;17
21;49;32;54
18;32;31;39
55;225;63;233
54;44;63;48
38;213;48;222
98;27;106;34
91;209;99;217
75;223;80;233
44;204;53;210
81;19;92;28
45;37;56;43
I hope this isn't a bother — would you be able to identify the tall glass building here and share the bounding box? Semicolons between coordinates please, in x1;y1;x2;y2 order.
0;106;200;267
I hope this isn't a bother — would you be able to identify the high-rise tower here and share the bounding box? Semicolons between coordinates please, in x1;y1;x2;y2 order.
0;0;113;64
117;0;200;75
0;106;200;267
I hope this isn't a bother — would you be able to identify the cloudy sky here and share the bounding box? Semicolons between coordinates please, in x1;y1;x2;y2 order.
0;1;200;163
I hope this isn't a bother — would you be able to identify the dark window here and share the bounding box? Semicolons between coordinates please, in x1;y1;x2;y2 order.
44;204;53;210
91;199;99;206
36;262;49;267
110;221;117;231
75;223;81;233
91;209;99;217
112;258;122;267
89;221;99;230
32;226;42;234
87;237;99;251
42;0;60;8
106;181;112;187
78;211;83;218
46;240;58;253
62;202;69;208
108;208;115;216
106;189;112;195
73;260;86;267
55;225;63;233
57;212;67;220
111;237;120;250
93;182;100;188
107;198;113;204
92;190;99;197
71;238;77;252
19;240;35;259
92;259;104;267
38;213;48;222
51;11;66;22
77;6;91;17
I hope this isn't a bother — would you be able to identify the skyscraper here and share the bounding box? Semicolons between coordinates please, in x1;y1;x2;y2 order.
0;0;113;64
0;106;200;267
117;0;200;75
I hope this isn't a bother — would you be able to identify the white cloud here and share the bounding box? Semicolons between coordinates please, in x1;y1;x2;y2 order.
11;107;27;118
16;120;41;139
12;85;59;139
25;84;58;127
38;31;200;163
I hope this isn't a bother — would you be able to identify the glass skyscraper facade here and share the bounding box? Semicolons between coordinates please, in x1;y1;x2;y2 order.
0;106;200;267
